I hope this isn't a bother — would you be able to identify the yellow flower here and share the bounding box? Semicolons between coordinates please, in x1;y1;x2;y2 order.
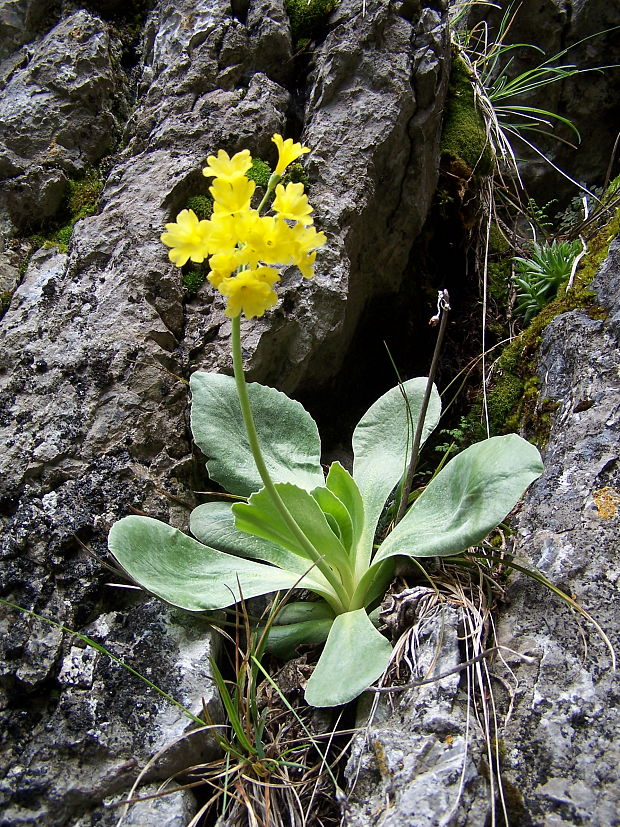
209;250;242;279
207;269;229;289
210;177;256;216
297;249;317;279
246;216;297;265
291;223;326;257
272;134;310;176
218;268;280;318
160;209;211;267
202;149;252;181
273;182;314;225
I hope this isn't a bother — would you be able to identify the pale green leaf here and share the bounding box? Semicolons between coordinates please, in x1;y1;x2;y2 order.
108;515;314;611
312;486;353;550
325;462;365;553
190;371;324;497
266;618;334;659
233;483;352;576
352;378;441;556
265;600;336;658
190;501;313;576
373;434;543;562
304;608;392;707
272;600;336;626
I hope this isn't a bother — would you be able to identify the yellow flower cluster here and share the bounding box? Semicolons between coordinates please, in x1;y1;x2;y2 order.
161;135;325;319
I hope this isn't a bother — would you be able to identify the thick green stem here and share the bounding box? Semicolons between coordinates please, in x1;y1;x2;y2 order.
230;315;351;611
256;173;281;214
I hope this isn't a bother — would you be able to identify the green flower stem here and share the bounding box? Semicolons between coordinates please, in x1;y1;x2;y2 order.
256;173;281;214
230;315;352;611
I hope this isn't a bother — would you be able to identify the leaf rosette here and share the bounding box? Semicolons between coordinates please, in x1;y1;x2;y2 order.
109;374;543;707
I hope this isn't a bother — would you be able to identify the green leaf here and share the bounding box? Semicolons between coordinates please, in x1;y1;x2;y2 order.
304;609;392;707
352;378;441;553
311;485;353;550
373;435;543;563
190;372;324;497
233;483;352;577
209;657;257;756
272;600;336;626
108;515;317;611
325;461;365;553
265;619;334;659
265;601;336;658
190;501;313;576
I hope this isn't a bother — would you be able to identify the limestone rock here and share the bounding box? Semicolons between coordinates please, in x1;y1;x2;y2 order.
0;0;60;59
0;10;124;230
235;0;452;391
488;233;620;824
343;605;491;826
0;0;451;821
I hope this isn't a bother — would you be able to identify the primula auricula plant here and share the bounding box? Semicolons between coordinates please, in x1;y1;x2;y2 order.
108;135;544;708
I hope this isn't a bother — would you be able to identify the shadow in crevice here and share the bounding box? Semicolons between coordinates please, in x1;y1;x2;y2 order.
296;188;485;462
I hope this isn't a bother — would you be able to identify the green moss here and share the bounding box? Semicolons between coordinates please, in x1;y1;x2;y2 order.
186;195;213;220
28;168;106;252
489;222;511;255
487;373;525;434
441;55;494;176
182;269;207;297
482;201;620;441
55;224;74;247
488;258;512;304
285;0;338;43
282;162;310;190
28;234;47;250
500;777;526;822
68;171;103;220
246;158;272;189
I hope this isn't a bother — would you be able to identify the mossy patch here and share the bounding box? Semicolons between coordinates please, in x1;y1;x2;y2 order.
485;201;620;442
285;0;338;45
282;162;310;190
246;158;272;190
28;168;105;253
440;54;494;176
182;269;207;297
186;195;213;220
68;171;104;220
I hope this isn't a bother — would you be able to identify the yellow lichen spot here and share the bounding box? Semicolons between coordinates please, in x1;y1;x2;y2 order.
592;487;620;519
371;738;390;781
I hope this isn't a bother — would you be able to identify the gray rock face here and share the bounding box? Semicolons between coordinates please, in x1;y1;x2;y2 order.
0;0;60;60
340;233;620;825
244;0;451;391
0;10;125;231
0;0;450;822
344;604;491;826
488;233;620;825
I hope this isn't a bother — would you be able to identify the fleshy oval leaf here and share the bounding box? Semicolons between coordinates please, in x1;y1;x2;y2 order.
108;515;313;611
304;608;392;707
190;371;324;497
373;434;543;562
352;377;441;553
